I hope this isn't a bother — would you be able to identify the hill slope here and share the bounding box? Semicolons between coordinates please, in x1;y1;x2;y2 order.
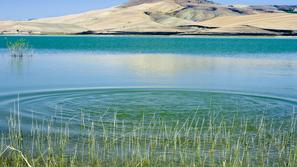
0;0;296;36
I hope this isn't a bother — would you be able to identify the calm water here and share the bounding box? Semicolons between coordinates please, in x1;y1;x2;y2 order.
0;36;297;130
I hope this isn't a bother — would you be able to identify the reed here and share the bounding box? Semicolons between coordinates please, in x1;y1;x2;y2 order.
7;39;33;57
0;104;296;167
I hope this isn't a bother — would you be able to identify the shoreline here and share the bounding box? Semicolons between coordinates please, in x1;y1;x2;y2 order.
1;33;297;38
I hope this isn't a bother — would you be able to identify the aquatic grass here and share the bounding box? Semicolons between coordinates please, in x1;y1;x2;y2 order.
7;39;33;57
0;104;297;166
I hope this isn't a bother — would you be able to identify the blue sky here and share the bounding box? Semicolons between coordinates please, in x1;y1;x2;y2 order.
0;0;296;20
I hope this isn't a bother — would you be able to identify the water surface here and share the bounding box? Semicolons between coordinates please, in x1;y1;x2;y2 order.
0;36;297;130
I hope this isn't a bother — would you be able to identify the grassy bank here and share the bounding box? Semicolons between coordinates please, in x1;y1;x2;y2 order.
0;106;297;167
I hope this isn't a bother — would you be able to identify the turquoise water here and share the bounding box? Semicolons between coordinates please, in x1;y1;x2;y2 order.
1;36;297;55
0;36;297;131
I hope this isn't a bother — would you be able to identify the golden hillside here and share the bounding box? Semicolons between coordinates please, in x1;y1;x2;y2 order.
0;0;296;36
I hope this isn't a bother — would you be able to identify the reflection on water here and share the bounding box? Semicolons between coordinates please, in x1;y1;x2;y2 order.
0;52;297;98
116;55;297;76
9;56;32;74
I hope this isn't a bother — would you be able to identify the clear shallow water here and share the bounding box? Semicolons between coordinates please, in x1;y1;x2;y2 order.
0;89;296;132
0;36;297;130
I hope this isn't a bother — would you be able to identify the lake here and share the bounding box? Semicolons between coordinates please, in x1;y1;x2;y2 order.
1;36;297;166
0;36;297;129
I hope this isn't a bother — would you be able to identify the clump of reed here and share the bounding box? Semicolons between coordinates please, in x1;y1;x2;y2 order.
7;39;33;57
0;105;296;167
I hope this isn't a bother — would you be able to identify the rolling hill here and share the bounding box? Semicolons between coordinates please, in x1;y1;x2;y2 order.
0;0;296;36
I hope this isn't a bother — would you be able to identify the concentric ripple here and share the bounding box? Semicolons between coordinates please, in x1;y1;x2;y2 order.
0;88;296;132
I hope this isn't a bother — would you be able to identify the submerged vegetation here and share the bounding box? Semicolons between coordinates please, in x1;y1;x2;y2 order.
0;104;296;167
7;39;33;57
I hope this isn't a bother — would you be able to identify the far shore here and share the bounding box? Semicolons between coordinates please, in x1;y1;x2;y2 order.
1;33;297;38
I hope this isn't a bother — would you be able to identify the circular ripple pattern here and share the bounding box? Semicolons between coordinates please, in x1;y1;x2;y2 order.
0;89;296;131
